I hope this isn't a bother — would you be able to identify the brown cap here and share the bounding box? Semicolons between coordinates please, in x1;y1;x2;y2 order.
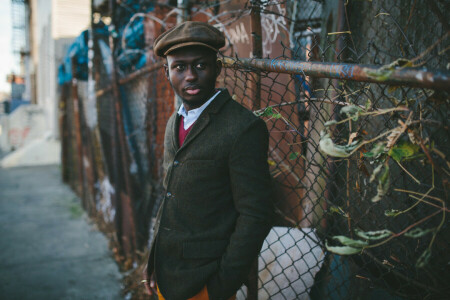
153;21;225;57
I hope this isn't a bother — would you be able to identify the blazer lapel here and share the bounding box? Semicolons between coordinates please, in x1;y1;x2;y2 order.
165;112;180;153
177;89;231;152
179;113;210;151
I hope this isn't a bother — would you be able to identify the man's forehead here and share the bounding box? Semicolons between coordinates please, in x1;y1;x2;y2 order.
166;47;217;63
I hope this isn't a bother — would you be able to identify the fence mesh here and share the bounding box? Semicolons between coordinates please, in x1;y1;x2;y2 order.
60;0;449;299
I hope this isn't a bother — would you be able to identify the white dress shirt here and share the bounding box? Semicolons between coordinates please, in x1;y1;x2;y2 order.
177;90;221;130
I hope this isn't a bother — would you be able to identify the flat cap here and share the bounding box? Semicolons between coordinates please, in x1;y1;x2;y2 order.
153;21;225;57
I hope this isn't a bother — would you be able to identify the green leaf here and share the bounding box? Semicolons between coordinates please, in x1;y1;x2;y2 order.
365;99;372;110
388;141;420;162
324;120;338;127
355;229;393;240
371;165;390;202
333;236;369;248
416;248;431;268
370;164;383;183
364;143;385;158
366;69;394;81
329;206;347;217
379;164;390;184
256;107;274;117
365;59;413;82
319;131;360;158
405;228;435;238
273;113;282;119
341;105;364;121
325;242;362;255
289;152;300;160
384;209;401;217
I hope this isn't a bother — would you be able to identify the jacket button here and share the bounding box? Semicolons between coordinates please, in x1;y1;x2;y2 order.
173;160;179;166
166;192;172;197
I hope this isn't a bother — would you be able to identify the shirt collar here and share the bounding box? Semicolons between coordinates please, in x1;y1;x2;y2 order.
177;90;221;130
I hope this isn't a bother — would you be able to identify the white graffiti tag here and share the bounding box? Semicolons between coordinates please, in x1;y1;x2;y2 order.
228;22;250;45
261;4;292;56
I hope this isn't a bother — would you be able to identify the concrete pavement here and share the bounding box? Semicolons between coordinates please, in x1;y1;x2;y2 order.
0;165;123;300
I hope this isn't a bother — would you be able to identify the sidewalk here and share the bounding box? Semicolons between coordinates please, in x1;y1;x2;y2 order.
0;165;123;300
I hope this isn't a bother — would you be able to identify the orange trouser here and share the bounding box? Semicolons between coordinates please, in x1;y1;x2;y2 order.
157;284;236;300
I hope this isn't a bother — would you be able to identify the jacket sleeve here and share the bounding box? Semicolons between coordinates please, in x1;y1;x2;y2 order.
207;118;275;299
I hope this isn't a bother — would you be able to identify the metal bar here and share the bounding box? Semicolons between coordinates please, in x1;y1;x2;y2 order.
78;98;98;216
247;3;262;300
95;61;164;97
59;84;70;183
109;0;137;258
71;57;86;200
222;57;450;91
250;1;262;110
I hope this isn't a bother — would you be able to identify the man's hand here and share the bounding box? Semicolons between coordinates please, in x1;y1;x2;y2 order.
142;264;157;295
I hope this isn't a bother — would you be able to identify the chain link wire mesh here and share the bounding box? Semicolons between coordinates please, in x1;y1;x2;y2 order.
60;0;449;299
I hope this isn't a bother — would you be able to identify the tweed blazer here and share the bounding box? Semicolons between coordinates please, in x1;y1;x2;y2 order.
147;89;274;300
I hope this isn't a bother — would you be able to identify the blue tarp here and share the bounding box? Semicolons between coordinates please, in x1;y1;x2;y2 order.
58;30;89;85
58;24;110;85
116;15;149;73
58;14;152;86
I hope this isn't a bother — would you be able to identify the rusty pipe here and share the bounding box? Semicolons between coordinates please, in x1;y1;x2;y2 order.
222;57;450;91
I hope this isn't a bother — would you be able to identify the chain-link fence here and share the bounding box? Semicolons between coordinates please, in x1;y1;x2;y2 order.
60;0;449;299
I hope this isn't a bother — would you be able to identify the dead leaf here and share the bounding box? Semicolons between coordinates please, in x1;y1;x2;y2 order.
348;132;359;145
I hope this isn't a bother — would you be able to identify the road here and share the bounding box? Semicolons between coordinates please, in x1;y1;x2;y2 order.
0;165;123;300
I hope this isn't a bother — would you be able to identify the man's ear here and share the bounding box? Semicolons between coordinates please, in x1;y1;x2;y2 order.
215;59;222;78
164;63;169;79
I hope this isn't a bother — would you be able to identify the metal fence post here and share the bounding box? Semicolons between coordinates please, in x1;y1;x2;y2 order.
247;2;264;299
71;57;86;201
108;0;137;260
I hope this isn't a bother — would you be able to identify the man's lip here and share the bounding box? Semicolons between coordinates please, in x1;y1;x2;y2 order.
186;89;200;95
184;86;201;95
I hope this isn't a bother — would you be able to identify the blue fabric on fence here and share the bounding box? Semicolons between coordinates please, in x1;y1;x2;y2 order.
58;24;110;85
58;30;89;85
122;18;145;50
57;5;156;86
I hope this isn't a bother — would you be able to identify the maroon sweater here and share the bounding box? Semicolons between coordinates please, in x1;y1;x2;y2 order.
178;116;194;147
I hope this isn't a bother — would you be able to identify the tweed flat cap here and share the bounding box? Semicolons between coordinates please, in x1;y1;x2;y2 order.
153;21;225;57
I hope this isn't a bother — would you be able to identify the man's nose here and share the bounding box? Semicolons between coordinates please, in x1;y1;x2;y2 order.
185;66;198;82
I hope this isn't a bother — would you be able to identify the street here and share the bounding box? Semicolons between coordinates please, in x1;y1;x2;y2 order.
0;165;123;299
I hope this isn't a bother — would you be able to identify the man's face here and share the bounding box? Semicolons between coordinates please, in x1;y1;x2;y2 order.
165;46;222;110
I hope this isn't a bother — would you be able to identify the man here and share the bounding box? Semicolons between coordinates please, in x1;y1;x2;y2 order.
143;21;274;300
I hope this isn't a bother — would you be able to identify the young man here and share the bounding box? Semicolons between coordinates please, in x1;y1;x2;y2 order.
143;21;274;300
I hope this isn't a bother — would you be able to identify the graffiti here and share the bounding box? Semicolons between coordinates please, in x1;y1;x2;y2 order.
95;178;116;223
261;4;291;56
190;7;252;56
326;63;356;79
8;127;30;148
228;22;250;45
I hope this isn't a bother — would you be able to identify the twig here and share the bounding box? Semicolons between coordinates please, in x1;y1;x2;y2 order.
394;189;443;204
366;209;442;249
408;195;450;212
332;107;409;126
348;128;396;156
328;31;351;35
395;160;420;184
411;32;450;65
428;200;446;250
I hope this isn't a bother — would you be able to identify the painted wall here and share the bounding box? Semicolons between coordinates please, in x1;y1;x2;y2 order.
0;105;46;152
29;0;90;139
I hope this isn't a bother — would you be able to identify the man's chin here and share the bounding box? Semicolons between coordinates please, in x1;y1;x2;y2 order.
181;97;208;109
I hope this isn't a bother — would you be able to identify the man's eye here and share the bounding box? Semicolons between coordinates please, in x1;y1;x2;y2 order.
175;65;185;71
196;63;206;70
